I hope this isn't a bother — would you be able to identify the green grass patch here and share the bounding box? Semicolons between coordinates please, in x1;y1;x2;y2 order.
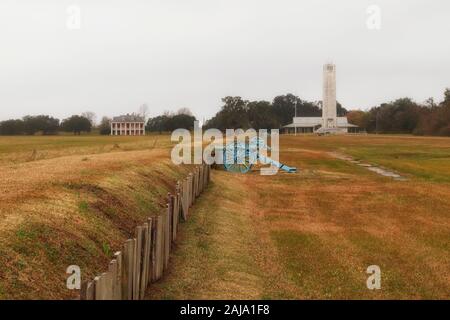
78;200;89;213
102;242;111;256
344;145;450;183
271;230;364;299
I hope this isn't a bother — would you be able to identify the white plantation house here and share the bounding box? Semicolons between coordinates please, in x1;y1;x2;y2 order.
283;64;358;134
110;114;146;136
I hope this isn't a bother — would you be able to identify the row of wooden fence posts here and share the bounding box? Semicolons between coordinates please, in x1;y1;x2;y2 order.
80;164;211;300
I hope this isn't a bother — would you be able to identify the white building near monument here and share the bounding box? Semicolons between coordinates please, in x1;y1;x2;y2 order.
283;63;358;134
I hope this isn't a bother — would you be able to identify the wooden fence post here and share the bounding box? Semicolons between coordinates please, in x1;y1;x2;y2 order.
158;214;164;279
192;172;195;202
191;172;195;203
186;175;190;208
108;259;118;300
197;166;201;197
181;178;188;220
172;193;178;241
146;217;153;287
152;215;163;281
197;168;200;197
94;272;113;300
106;271;114;300
122;239;135;300
192;173;195;206
94;275;102;300
164;205;171;270
201;165;205;193
113;252;122;300
139;223;149;299
80;281;94;300
189;172;194;207
186;177;190;212
167;193;173;247
133;226;143;300
161;210;166;272
151;216;158;282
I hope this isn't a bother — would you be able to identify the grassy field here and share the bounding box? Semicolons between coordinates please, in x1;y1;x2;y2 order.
0;134;187;299
0;135;171;165
0;134;449;299
147;134;450;300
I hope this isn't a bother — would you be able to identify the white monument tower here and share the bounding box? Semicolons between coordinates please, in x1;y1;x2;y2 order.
322;63;337;129
283;63;358;134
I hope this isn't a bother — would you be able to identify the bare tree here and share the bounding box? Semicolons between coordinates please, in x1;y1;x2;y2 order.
82;111;97;126
424;97;436;109
163;110;174;117
177;107;193;116
98;116;111;135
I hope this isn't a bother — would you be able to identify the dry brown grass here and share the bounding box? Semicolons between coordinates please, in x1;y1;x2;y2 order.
0;134;194;299
1;134;449;299
147;134;450;300
146;171;299;300
0;135;167;166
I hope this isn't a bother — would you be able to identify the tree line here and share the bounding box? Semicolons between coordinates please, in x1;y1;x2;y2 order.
146;108;197;133
1;89;449;136
202;90;450;136
0;114;99;135
0;109;195;136
347;89;450;136
203;94;348;130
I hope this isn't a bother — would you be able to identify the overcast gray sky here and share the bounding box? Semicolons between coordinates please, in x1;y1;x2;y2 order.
0;0;449;122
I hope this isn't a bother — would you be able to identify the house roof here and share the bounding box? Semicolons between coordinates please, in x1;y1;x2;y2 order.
291;117;322;126
112;115;145;122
